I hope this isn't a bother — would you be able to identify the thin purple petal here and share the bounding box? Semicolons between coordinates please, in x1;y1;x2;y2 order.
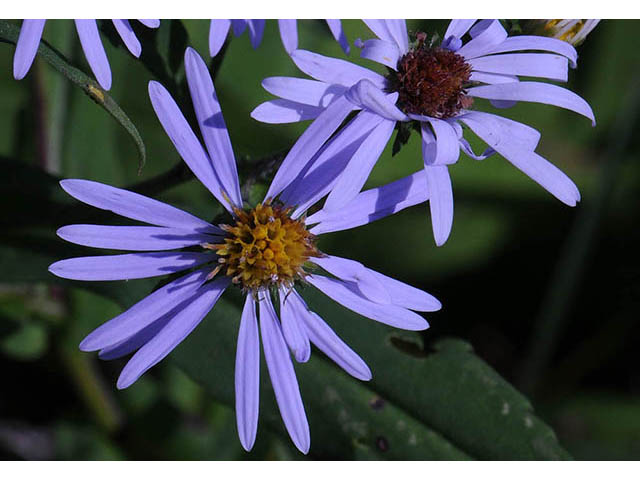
112;19;141;57
279;287;311;363
59;179;220;233
49;251;212;281
322;117;395;211
291;49;386;89
278;19;298;54
148;80;233;211
138;19;160;29
80;268;210;351
117;277;228;389
325;19;350;54
209;19;231;57
470;53;568;82
57;224;218;251
251;99;323;124
13;19;45;80
184;47;242;208
311;255;391;304
75;20;112;90
484;35;578;68
457;20;508;60
359;38;400;69
247;20;265;49
235;295;260;451
467;81;595;125
444;19;477;39
261;76;347;108
259;292;310;454
308;171;429;234
264;95;355;200
307;275;429;331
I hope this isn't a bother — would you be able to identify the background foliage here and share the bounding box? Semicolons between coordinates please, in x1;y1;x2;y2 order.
0;19;639;460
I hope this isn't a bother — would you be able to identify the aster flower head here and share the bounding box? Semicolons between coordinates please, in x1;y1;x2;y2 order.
209;19;349;57
252;19;596;246
13;19;160;90
48;47;439;454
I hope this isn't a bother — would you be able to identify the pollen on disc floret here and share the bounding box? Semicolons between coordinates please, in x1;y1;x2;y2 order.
204;202;321;291
387;32;473;118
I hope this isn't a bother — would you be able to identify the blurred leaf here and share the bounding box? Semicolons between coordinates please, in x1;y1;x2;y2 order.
0;322;48;360
172;288;569;459
0;20;146;173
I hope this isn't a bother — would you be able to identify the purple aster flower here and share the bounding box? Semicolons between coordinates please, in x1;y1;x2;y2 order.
209;19;349;57
251;19;596;246
48;47;439;454
13;19;160;90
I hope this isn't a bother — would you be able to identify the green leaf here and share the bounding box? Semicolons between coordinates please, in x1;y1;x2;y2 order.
172;287;570;460
0;20;146;173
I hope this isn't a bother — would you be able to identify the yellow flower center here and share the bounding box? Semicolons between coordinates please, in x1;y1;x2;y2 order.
204;203;320;291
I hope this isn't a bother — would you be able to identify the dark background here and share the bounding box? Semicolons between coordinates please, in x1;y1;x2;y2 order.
0;19;638;460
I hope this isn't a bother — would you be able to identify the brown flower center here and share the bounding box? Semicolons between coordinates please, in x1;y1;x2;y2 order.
387;33;473;118
204;203;320;291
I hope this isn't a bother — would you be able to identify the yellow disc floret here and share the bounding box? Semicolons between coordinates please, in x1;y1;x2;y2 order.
204;203;320;291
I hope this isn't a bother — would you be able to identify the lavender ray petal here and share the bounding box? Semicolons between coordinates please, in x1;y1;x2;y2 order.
209;19;231;57
459;138;495;160
290;290;371;380
359;38;400;69
345;79;407;121
231;20;247;36
59;179;221;234
57;224;218;251
235;295;260;451
425;165;454;247
422;119;460;166
284;111;384;215
457;19;507;60
467;82;595;125
259;292;310;454
470;71;519;84
325;19;350;54
117;278;229;389
184;47;242;208
311;255;391;304
49;252;212;282
384;20;409;54
98;311;173;360
291;49;386;89
262;76;348;108
301;310;371;380
278;19;298;54
251;99;323;124
462;111;540;151
308;170;429;234
307;275;429;331
79;268;210;351
74;19;112;90
13;19;45;80
112;19;141;58
265;95;355;200
279;287;311;363
360;267;442;312
148;81;233;211
484;36;578;68
444;19;477;39
470;53;568;82
460;113;580;205
363;20;395;45
138;19;160;29
322;118;395;211
247;20;265;49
